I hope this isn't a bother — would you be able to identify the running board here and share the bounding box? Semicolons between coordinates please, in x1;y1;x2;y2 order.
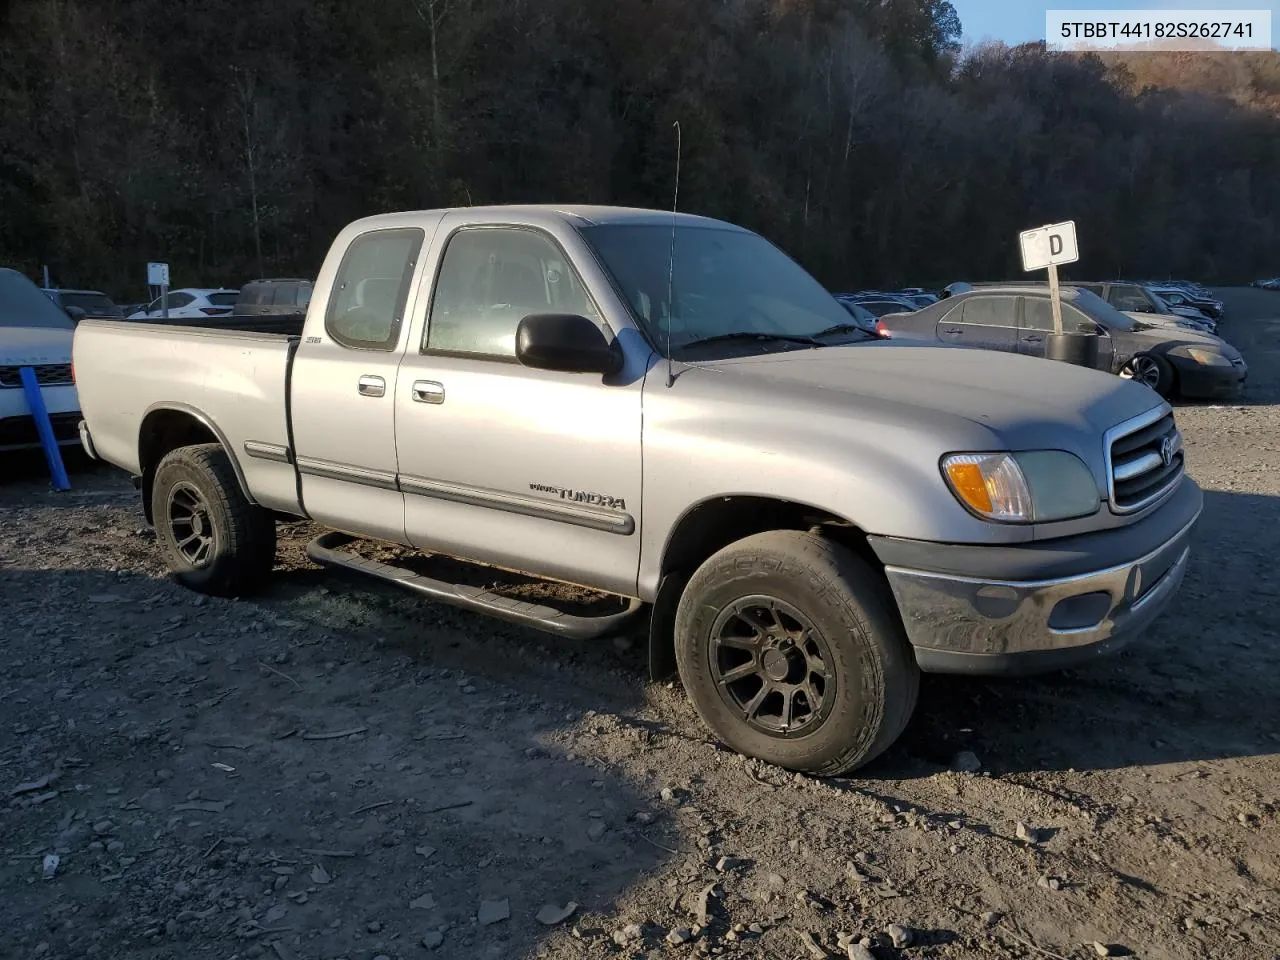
305;532;646;641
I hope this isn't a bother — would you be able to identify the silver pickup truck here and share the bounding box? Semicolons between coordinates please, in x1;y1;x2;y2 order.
73;205;1202;775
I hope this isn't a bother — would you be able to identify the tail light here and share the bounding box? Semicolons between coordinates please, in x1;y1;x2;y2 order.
875;320;891;338
70;362;75;383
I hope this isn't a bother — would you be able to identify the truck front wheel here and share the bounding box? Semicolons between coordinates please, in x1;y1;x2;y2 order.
151;443;277;597
674;530;919;776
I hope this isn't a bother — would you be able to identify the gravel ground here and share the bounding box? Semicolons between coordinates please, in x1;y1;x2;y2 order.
2;289;1278;960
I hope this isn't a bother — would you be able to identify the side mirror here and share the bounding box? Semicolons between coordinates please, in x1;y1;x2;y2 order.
64;305;87;324
515;314;622;375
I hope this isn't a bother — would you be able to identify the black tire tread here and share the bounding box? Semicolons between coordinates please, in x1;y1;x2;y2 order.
152;443;276;597
675;529;919;777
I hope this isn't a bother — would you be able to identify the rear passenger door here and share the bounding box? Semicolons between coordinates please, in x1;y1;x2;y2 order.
290;227;428;543
937;296;1018;352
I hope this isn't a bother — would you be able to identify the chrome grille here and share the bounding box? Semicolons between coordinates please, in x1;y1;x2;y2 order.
1106;409;1183;512
0;363;73;389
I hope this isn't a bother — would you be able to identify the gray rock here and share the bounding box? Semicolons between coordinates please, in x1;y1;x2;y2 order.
367;920;382;933
1016;821;1041;844
106;840;125;854
264;905;287;923
93;820;114;835
797;930;830;958
1037;874;1062;892
612;923;643;946
952;750;981;772
846;945;875;960
410;893;437;910
172;880;191;898
587;821;607;842
422;931;445;949
715;856;742;872
887;923;913;948
660;787;677;803
310;864;331;885
535;902;578;926
478;898;510;925
667;927;694;945
981;911;1002;927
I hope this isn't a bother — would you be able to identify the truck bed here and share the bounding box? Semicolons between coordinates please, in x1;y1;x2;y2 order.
72;319;303;514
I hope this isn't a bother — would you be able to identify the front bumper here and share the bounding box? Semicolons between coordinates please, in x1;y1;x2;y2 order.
1174;359;1246;399
873;480;1203;675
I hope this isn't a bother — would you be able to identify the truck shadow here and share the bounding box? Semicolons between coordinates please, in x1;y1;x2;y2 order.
883;488;1280;778
0;561;675;960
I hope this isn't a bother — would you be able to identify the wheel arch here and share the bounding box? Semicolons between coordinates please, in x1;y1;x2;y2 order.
646;494;881;680
138;403;255;524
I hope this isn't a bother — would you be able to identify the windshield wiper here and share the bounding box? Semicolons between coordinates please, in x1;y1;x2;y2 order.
677;331;824;351
810;322;875;340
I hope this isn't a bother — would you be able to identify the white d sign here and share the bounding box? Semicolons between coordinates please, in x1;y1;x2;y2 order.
1019;221;1079;273
147;261;170;286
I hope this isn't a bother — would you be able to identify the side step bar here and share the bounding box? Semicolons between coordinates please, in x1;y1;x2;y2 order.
305;532;646;641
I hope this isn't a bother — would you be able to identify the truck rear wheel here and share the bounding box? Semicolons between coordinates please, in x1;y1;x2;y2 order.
151;443;277;597
674;530;918;776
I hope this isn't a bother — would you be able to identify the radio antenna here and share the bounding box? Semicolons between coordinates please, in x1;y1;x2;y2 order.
665;120;681;388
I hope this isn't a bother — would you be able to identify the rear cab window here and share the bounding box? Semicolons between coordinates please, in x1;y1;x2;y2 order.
326;229;425;350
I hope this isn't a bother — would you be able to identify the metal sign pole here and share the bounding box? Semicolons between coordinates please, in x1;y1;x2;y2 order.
161;280;169;323
1047;262;1064;335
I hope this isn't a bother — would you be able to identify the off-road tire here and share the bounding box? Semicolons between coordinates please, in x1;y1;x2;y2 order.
151;443;277;597
674;530;919;776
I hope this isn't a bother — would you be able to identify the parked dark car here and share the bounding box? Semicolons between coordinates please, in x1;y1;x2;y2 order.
230;278;313;334
841;295;919;318
1250;277;1280;290
41;288;124;322
831;296;882;335
877;285;1246;400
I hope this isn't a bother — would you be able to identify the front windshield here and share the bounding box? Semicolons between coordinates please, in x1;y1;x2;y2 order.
1068;287;1137;332
0;269;75;330
579;224;855;354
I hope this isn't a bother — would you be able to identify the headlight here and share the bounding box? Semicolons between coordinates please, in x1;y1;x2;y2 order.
941;451;1100;524
1184;347;1232;367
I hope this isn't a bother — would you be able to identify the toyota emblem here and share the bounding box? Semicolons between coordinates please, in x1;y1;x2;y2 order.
1160;435;1176;467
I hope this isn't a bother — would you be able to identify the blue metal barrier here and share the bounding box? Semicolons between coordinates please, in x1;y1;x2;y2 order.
19;365;71;491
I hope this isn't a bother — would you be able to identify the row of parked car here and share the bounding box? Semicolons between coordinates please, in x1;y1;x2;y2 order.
38;278;315;334
840;279;1245;400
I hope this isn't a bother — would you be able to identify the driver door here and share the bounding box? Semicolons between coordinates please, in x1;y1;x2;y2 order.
394;217;644;596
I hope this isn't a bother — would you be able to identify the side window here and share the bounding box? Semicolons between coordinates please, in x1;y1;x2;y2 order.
1024;298;1095;333
960;296;1017;327
425;227;600;360
1023;297;1055;331
271;283;297;306
326;228;425;350
166;292;195;309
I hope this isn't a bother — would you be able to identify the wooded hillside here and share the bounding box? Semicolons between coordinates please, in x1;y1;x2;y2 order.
1;0;1276;295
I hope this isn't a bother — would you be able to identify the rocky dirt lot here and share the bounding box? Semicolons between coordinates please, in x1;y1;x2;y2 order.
2;290;1278;960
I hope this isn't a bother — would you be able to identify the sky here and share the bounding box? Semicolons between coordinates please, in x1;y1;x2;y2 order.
951;0;1279;46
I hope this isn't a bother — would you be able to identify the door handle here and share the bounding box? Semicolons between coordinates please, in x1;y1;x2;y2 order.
412;380;445;404
944;328;963;335
358;375;386;397
1022;335;1043;343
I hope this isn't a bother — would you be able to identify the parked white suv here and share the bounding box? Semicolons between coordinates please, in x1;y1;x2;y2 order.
127;288;240;321
0;268;80;452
